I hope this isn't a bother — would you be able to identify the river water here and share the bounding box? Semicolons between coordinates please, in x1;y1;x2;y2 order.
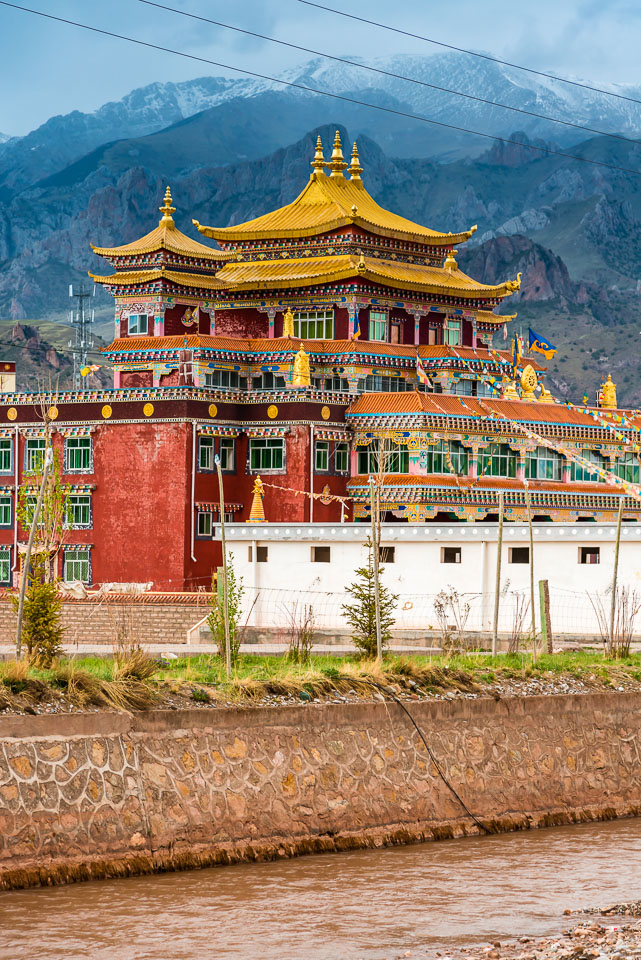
2;819;640;960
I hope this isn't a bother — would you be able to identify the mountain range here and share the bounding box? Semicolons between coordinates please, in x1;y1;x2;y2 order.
1;53;641;402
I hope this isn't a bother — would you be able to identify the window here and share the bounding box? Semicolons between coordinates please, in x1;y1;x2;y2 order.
312;546;331;563
0;438;12;473
315;441;329;472
204;369;243;390
509;546;530;564
65;436;92;473
379;546;395;563
451;379;476;396
293;309;333;340
24;438;45;473
369;310;387;341
362;374;413;392
441;546;461;564
480;443;517;478
335;442;348;473
444;318;461;346
570;449;607;483
425;440;468;476
580;546;600;565
312;375;350;392
197;511;212;538
198;436;214;471
219;438;235;472
0;547;10;584
253;546;268;563
128;314;148;335
525;446;563;481
65;494;91;529
253;372;285;390
64;547;91;583
614;453;640;484
0;496;11;528
249;438;284;471
357;441;409;475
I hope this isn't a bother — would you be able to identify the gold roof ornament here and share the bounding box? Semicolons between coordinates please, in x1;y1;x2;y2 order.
247;476;267;523
520;364;538;401
282;308;295;337
349;141;363;181
328;130;348;178
92;187;236;262
600;374;617;409
503;379;520;400
357;251;366;273
506;272;522;293
292;342;311;387
443;250;458;273
538;384;554;403
159;185;176;226
310;134;326;174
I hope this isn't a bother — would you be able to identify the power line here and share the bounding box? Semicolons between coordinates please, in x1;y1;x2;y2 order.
2;1;641;178
296;0;641;109
134;0;641;148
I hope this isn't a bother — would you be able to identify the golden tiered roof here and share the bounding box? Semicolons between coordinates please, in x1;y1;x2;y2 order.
194;132;477;246
91;187;236;262
91;268;225;290
214;252;520;299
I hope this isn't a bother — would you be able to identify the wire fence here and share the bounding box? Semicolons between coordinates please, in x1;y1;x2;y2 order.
236;584;631;641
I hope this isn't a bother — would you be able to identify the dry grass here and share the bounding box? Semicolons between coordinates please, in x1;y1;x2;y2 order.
112;643;157;682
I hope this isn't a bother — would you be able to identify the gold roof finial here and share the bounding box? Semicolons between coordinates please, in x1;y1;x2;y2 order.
311;135;326;174
349;141;363;181
443;249;458;272
159;186;176;226
328;130;348;178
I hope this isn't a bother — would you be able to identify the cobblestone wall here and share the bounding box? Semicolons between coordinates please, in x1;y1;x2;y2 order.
1;693;640;889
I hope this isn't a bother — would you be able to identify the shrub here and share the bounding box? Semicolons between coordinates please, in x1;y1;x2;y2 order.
207;554;245;663
12;555;64;666
341;538;397;658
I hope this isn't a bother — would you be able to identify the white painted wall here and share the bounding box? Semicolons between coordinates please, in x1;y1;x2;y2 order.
218;522;641;637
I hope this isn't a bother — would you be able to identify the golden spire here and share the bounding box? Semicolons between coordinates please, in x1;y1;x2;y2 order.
159;186;176;227
349;141;363;181
443;249;458;272
310;135;326;174
328;130;348;178
247;476;267;523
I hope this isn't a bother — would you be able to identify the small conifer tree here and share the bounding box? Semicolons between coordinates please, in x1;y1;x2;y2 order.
11;553;64;665
341;538;398;658
207;553;245;663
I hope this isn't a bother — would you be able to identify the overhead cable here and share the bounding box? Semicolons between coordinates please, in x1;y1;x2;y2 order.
133;0;641;147
295;0;641;108
1;1;641;177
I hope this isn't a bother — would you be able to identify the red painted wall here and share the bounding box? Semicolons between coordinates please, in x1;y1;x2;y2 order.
215;308;267;339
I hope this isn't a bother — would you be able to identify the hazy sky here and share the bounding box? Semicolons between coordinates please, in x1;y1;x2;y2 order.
0;0;639;136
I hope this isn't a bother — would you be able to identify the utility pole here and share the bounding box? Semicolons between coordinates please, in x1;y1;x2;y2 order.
68;283;94;390
492;490;504;657
16;444;53;658
609;497;625;654
369;477;382;662
215;454;231;678
524;483;537;657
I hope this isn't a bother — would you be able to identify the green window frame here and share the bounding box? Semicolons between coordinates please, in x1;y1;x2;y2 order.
65;494;92;529
219;437;235;472
315;441;329;472
335;442;348;473
0;547;10;584
570;449;607;482
480;443;517;478
444;318;462;346
525;445;564;481
293;309;334;340
425;440;468;475
65;436;92;473
368;310;387;342
0;438;12;473
249;438;284;471
198;436;214;471
357;442;409;475
197;511;212;538
0;495;11;527
64;547;91;584
24;438;45;473
614;452;640;484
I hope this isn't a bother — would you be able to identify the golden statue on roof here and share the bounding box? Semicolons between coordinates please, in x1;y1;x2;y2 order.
600;374;617;409
520;364;538;401
292;343;311;387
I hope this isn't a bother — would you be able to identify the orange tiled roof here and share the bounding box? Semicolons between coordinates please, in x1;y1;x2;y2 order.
346;392;602;425
195;167;476;246
90;269;226;290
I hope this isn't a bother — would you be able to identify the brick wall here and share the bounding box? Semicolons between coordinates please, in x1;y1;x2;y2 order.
0;594;212;646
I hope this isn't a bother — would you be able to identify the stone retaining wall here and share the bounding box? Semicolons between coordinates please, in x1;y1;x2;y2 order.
1;692;640;889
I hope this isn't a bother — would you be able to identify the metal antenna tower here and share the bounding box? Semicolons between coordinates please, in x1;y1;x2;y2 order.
68;282;95;390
